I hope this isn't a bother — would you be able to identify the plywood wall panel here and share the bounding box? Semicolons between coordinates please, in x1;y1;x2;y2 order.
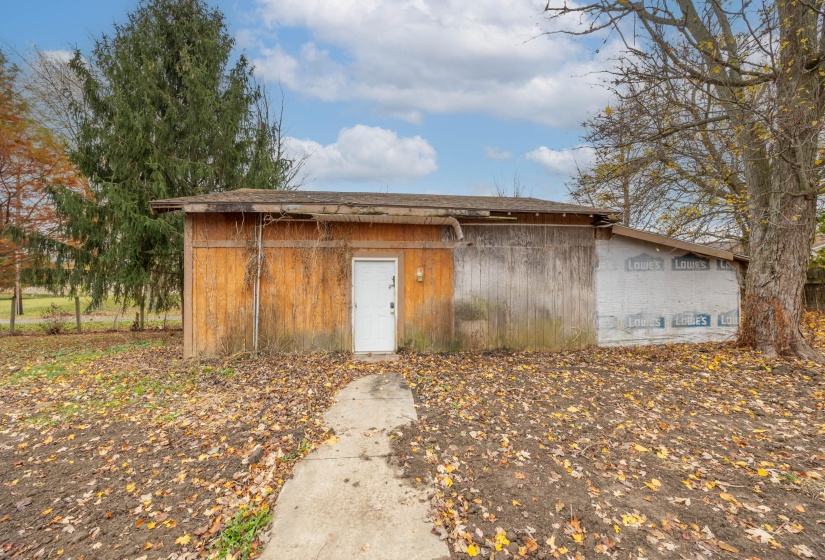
398;247;454;350
453;225;595;350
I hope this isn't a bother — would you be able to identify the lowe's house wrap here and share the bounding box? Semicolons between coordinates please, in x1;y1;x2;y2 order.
595;233;741;346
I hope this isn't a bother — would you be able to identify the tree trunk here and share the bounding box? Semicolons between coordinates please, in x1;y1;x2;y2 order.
14;187;22;316
741;189;818;359
739;0;822;360
14;277;22;316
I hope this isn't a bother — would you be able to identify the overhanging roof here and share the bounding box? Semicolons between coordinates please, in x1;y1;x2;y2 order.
150;189;619;218
610;225;749;263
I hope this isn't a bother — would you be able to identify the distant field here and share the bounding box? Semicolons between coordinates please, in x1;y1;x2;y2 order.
0;294;178;318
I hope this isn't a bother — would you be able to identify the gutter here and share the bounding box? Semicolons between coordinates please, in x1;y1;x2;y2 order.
309;213;464;241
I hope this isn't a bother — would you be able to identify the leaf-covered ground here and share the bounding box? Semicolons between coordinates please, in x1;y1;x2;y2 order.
0;332;384;559
390;324;825;559
0;322;823;560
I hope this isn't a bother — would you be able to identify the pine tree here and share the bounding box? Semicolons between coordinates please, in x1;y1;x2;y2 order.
35;0;295;325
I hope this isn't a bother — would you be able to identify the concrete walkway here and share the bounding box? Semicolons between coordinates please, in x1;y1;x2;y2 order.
261;373;449;560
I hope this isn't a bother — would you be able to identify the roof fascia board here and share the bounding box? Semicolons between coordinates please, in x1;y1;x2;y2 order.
178;203;492;217
610;225;749;262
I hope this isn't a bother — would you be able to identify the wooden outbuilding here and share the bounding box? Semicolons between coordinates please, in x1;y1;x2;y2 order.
150;190;747;357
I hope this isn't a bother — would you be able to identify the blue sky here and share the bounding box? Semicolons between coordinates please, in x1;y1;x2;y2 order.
1;0;615;200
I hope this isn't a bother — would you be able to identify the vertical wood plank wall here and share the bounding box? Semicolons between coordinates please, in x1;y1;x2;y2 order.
452;224;596;350
186;212;597;355
190;213;255;355
188;214;454;355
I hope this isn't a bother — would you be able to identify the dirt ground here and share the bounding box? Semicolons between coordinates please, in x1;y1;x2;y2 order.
389;339;825;559
0;324;823;560
0;332;384;560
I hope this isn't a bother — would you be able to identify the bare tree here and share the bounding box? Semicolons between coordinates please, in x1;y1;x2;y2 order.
570;73;750;251
251;85;308;191
546;0;825;359
18;47;87;149
493;172;531;197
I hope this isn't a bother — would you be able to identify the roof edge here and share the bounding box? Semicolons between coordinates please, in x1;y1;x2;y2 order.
149;200;618;217
610;225;749;262
149;191;620;217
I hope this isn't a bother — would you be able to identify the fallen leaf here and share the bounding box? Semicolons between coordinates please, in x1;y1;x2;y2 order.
745;527;773;544
524;536;538;552
792;544;815;558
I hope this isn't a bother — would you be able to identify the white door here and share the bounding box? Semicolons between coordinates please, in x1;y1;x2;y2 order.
353;259;397;353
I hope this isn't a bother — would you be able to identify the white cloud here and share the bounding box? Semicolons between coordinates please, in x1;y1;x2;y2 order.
286;125;438;183
41;49;74;63
255;43;348;102
484;147;513;160
249;0;613;127
526;146;594;177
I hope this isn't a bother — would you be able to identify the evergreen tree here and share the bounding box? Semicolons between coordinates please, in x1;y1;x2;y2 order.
34;0;295;325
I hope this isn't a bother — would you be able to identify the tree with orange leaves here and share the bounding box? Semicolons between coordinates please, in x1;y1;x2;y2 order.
0;50;83;314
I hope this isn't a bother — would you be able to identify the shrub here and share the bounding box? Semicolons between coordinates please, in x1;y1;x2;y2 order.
39;303;66;335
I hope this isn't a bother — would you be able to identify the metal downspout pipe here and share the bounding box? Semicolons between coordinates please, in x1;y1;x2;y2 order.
252;214;263;353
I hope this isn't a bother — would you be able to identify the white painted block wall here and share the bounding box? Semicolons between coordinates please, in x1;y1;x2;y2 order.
595;235;740;346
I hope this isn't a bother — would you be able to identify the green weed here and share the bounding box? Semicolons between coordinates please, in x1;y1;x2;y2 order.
779;471;800;484
211;506;272;560
155;411;181;423
280;438;309;461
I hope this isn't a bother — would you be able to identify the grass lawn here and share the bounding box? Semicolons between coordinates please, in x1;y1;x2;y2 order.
0;318;823;559
0;293;179;319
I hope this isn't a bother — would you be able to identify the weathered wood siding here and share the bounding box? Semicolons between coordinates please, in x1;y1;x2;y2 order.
188;213;454;355
452;225;596;350
190;214;254;356
804;267;825;311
